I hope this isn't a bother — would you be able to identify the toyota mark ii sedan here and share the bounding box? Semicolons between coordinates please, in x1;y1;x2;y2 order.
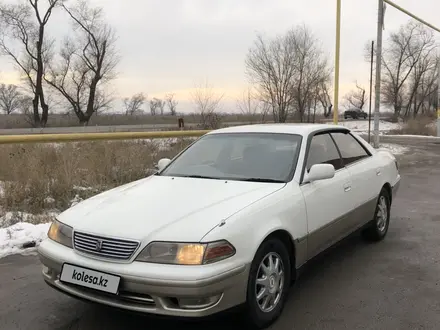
38;123;401;329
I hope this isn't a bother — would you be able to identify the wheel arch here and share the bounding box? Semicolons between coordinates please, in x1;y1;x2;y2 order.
260;229;298;282
382;182;392;205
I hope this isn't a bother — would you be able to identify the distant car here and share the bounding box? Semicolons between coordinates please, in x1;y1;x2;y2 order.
344;108;368;120
38;124;401;329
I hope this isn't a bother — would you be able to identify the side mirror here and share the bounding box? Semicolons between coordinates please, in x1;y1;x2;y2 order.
156;158;171;171
305;164;335;182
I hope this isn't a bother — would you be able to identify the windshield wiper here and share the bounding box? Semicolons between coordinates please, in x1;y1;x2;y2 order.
239;178;285;183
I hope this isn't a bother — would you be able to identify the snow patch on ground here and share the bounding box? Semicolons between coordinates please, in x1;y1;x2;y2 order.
0;193;85;258
378;143;409;155
340;120;401;134
0;222;51;258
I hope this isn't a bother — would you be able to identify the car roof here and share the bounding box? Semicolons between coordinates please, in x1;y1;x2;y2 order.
207;123;350;137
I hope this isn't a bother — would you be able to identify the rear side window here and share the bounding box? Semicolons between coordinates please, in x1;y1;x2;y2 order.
306;133;343;171
330;132;370;166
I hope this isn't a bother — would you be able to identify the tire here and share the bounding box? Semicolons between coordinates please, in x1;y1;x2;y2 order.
362;188;391;242
244;239;291;329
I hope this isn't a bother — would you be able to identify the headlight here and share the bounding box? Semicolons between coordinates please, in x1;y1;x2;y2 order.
135;240;235;265
47;220;73;248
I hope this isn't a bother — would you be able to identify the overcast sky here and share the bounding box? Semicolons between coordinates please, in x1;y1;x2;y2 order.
0;0;439;113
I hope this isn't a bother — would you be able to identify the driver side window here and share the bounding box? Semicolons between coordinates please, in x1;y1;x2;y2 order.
306;133;343;172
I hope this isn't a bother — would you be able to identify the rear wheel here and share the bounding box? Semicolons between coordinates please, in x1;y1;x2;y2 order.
244;239;291;329
362;188;391;242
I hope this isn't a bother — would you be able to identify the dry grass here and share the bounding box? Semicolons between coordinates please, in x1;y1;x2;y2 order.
0;138;193;215
388;116;436;136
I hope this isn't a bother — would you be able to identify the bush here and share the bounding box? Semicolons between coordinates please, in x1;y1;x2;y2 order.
388;116;436;136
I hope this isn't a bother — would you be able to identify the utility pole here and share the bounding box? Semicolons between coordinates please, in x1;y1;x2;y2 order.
373;0;384;148
333;0;341;125
368;40;374;143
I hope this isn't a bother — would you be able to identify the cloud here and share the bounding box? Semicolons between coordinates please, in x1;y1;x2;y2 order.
1;0;439;112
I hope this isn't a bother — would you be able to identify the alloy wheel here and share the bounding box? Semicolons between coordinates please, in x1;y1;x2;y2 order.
255;252;285;313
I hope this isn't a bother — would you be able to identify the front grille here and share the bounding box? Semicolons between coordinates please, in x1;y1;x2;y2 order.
73;231;139;260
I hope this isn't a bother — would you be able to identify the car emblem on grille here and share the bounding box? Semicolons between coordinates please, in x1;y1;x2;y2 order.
95;239;103;251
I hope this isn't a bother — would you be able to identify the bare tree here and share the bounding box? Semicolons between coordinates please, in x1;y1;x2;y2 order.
123;93;145;116
236;86;269;123
0;84;22;114
403;34;438;118
0;0;62;126
364;20;439;119
317;81;333;118
149;98;164;116
191;80;224;129
93;88;113;115
165;93;178;116
291;26;331;122
158;99;165;116
343;82;367;110
20;94;37;126
379;21;434;117
246;25;331;123
407;55;439;118
245;31;297;123
45;0;119;124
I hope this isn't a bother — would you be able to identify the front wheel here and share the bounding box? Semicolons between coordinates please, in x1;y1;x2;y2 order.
362;188;391;242
244;239;291;329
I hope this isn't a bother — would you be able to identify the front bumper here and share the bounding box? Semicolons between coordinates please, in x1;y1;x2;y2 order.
38;239;250;317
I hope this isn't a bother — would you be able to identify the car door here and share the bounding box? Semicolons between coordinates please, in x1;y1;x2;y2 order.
330;132;379;229
299;132;354;260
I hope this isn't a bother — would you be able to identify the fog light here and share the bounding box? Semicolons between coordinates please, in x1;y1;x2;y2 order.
177;294;222;309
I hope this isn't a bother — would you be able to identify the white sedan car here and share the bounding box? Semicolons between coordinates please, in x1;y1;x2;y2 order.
38;123;401;329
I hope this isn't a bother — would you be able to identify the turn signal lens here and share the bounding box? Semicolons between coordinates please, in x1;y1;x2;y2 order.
204;241;236;264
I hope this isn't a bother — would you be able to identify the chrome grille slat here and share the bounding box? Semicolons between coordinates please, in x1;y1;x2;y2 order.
74;238;136;252
74;243;132;255
73;231;139;260
74;236;138;248
74;232;138;245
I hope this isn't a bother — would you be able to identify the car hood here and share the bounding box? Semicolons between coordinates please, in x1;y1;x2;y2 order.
58;175;285;242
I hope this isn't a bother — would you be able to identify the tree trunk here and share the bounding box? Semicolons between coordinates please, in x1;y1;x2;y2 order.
313;98;317;123
85;77;99;121
32;97;40;127
36;27;49;127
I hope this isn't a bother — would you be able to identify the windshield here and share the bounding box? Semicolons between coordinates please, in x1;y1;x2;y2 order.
158;133;302;182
